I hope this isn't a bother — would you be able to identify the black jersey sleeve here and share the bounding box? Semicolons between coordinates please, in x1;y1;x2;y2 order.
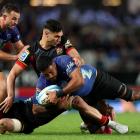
16;47;32;69
61;35;73;50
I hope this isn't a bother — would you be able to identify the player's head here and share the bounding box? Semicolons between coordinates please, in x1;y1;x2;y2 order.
36;55;57;81
42;19;63;46
0;3;20;28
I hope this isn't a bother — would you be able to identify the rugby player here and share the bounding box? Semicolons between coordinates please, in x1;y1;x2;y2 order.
0;19;115;134
0;19;84;112
0;95;127;134
0;3;24;103
36;55;140;105
35;54;140;132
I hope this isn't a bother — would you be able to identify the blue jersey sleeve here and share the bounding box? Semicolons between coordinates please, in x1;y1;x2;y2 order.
54;55;77;75
11;26;20;43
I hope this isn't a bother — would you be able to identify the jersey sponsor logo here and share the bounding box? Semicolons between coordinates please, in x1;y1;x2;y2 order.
7;33;11;39
56;47;63;55
66;61;75;74
17;35;20;40
81;69;93;79
19;50;29;61
65;40;72;49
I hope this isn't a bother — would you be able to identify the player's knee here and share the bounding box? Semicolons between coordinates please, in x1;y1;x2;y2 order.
11;119;22;132
72;96;84;109
0;118;22;133
130;90;140;101
118;84;132;101
0;119;8;129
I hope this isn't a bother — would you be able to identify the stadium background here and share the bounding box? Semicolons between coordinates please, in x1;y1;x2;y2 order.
1;0;140;112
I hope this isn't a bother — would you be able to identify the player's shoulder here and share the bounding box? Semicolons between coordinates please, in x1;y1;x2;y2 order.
54;55;73;66
55;55;71;61
30;41;39;51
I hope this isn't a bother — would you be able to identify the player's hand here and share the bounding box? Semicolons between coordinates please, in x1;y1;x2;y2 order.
48;91;58;104
0;96;14;113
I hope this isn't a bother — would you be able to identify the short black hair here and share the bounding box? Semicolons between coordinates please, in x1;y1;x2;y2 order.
36;55;53;72
43;19;62;32
1;3;20;14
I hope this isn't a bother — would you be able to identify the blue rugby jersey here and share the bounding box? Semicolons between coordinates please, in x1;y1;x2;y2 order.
37;55;97;97
0;26;20;49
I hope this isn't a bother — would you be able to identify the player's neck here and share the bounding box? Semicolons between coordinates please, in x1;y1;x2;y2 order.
39;39;51;50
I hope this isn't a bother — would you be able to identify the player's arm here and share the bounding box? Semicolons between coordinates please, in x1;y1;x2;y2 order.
48;68;84;104
62;36;84;66
0;50;18;61
60;56;84;95
0;42;27;61
0;47;30;113
49;56;84;102
7;47;30;98
14;40;24;52
0;63;25;113
62;68;84;95
7;64;25;99
66;47;85;66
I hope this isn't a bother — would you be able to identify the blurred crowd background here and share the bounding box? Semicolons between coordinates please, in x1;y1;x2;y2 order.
1;0;140;87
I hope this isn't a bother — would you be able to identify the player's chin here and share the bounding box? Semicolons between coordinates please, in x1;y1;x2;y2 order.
9;25;16;29
50;77;56;81
56;41;60;45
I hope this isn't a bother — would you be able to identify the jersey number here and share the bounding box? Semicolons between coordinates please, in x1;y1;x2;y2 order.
81;69;92;79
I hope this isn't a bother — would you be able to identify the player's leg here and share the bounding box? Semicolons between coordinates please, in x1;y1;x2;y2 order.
80;100;115;134
120;85;140;101
90;69;140;102
71;96;128;134
0;118;22;134
0;72;7;103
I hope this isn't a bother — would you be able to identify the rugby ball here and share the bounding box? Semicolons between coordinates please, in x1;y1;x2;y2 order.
36;85;61;106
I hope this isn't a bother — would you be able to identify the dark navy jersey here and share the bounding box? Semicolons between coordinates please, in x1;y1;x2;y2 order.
37;55;97;97
16;36;73;76
0;26;20;49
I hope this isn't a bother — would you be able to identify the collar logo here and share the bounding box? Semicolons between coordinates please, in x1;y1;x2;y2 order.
56;47;63;55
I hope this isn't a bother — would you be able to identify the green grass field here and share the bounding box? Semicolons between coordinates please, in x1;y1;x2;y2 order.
1;111;140;140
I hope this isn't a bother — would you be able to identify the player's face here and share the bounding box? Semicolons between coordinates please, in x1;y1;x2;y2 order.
46;30;63;46
3;11;20;28
43;63;57;81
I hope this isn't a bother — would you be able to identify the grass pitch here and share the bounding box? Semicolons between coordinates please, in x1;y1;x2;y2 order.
1;111;140;140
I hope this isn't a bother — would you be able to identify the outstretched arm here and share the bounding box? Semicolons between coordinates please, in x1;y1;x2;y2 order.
0;64;24;113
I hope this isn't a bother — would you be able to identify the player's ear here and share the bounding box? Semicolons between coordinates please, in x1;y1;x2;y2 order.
3;14;7;20
43;29;50;36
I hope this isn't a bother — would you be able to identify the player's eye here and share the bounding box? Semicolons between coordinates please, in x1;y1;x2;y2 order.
12;17;17;20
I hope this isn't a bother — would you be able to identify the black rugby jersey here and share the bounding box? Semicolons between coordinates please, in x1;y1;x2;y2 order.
16;36;73;76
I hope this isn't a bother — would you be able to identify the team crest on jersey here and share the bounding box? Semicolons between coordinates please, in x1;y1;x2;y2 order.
19;50;29;61
65;40;72;49
56;47;63;55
